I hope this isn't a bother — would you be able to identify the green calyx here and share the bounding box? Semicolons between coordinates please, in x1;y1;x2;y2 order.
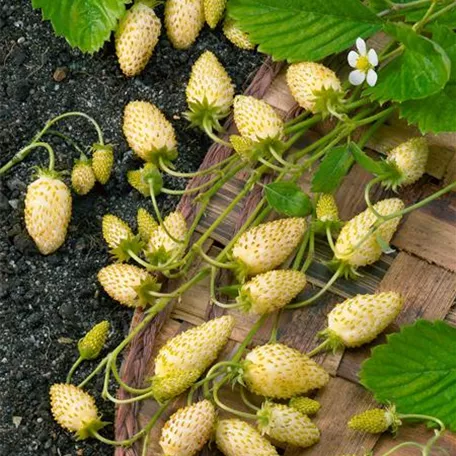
312;87;346;119
92;143;113;153
235;287;253;313
313;219;344;236
32;166;62;181
74;153;91;166
110;235;144;262
145;245;177;267
144;146;178;165
77;418;109;441
134;275;162;307
326;257;362;280
317;328;345;353
380;162;408;192
256;401;273;432
184;98;230;133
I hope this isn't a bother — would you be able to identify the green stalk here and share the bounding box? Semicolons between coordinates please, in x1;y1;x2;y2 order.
66;356;84;384
0;142;56;175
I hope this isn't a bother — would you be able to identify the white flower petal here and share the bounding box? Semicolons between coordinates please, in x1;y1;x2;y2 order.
356;37;367;55
348;51;359;68
349;70;366;86
366;69;378;87
367;48;379;67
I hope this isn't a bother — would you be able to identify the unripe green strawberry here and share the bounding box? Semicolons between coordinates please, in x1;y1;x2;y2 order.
287;62;344;115
97;263;153;307
243;343;329;399
78;321;110;360
185;50;234;132
159;400;216;456
154;315;235;376
91;144;114;185
257;402;320;448
334;198;404;271
321;291;404;348
348;408;400;434
50;384;106;439
289;397;321;416
147;210;187;264
316;194;339;223
71;159;96;195
233;95;284;143
237;270;307;314
385;138;428;188
230;135;256;162
127;163;163;196
102;214;133;250
216;419;279;456
204;0;226;28
223;19;255;50
231;218;307;277
24;175;72;255
137;207;158;243
123;101;177;162
165;0;204;50
115;2;161;77
151;368;201;402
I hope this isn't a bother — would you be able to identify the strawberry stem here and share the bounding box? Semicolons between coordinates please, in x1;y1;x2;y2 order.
90;400;169;447
212;381;258;421
158;154;236;178
288;264;344;309
196;246;237;269
306;338;333;357
301;225;315;273
0;141;55;175
292;228;311;270
66;356;84;384
326;225;336;253
45;130;84;155
240;386;260;411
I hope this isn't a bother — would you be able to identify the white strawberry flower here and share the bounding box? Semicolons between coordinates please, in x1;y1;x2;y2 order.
348;38;378;87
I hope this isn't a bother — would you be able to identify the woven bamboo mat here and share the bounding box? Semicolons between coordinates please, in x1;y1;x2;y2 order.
114;50;456;455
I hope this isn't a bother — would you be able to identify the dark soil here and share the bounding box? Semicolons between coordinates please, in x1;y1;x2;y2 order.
0;2;263;455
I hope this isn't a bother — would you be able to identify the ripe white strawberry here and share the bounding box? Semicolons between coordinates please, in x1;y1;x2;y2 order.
151;368;201;403
50;384;106;439
185;50;234;133
204;0;226;28
223;19;255;50
115;2;161;77
243;343;329;399
78;321;110;360
97;263;154;307
159;400;216;456
287;62;343;115
147;210;187;264
257;402;320;448
385;137;429;188
102;214;133;250
123;101;177;162
348;407;400;434
215;419;279;456
71;159;96;195
154;315;235;376
321;291;404;348
289;396;321;416
137;207;158;243
231;218;307;277
233;95;284;143
127;162;163;196
316;194;339;223
165;0;205;50
91;144;114;185
24;175;72;255
237;270;307;314
334;198;404;272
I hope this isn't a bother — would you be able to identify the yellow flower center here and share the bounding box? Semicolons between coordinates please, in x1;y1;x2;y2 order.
356;55;371;73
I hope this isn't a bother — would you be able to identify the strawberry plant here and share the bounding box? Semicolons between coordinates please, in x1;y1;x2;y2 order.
2;0;456;454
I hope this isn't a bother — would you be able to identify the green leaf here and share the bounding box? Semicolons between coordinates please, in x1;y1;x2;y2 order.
228;0;382;62
361;320;456;432
366;23;451;103
311;146;353;193
264;182;312;217
32;0;129;53
400;25;456;133
349;142;386;176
